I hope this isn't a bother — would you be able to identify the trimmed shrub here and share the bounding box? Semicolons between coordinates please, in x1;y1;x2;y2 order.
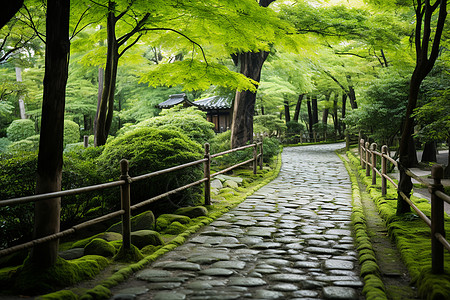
122;105;215;145
97;127;203;209
6;119;36;142
64;120;80;147
0;137;11;152
285;121;305;144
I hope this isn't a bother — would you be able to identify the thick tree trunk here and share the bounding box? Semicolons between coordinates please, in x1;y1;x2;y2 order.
421;141;437;162
284;99;290;123
230;0;275;148
293;94;303;122
230;51;268;148
31;0;70;268
94;6;119;146
0;1;23;29
322;108;329;124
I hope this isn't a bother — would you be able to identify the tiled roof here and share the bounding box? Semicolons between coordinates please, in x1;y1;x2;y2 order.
193;95;232;110
156;93;194;108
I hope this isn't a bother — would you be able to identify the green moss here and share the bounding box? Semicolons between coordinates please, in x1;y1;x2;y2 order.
164;221;187;235
79;285;111;300
174;206;208;218
363;274;387;300
84;238;116;257
155;214;191;231
13;255;108;295
113;244;144;263
36;290;78;300
130;230;164;248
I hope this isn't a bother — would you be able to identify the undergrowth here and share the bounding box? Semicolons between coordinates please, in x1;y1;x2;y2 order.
346;150;450;300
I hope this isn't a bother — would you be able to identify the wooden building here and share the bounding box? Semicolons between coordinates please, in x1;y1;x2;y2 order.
157;93;232;133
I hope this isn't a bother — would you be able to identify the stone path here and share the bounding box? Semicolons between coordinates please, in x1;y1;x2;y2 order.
110;143;363;300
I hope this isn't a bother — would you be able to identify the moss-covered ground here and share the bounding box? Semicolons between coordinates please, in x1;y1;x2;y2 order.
344;148;450;300
0;151;282;299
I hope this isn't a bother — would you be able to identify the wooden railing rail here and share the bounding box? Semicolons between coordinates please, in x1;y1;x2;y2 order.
359;139;449;274
0;140;263;258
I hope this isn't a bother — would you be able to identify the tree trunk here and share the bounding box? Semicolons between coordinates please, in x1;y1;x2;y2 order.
1;1;23;29
307;98;313;140
312;95;318;125
15;67;26;119
322;108;329;124
93;67;103;141
31;0;70;268
284;98;290;123
293;94;303;122
230;51;268;148
332;94;339;137
421;141;437;162
230;0;275;148
94;5;119;146
346;75;357;109
342;93;347;131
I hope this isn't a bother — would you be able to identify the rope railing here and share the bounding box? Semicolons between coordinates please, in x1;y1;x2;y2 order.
0;140;263;258
359;139;449;274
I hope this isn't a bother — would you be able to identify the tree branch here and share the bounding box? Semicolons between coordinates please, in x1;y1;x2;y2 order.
118;33;142;58
141;27;208;64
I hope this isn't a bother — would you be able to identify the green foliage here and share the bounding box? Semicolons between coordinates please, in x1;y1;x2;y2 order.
284;121;305;144
0;152;37;248
0;138;11;152
253;115;286;137
6;119;36;142
345;71;409;145
64;120;80;147
313;123;335;140
134;106;215;145
98;127;203;207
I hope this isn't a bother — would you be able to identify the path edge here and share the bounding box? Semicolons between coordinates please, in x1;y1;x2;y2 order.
337;151;389;300
36;151;284;300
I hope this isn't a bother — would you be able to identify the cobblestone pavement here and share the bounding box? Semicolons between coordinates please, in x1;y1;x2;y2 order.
110;143;363;300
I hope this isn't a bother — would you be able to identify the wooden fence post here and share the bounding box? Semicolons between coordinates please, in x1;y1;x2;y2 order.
259;139;263;170
253;143;257;175
120;159;131;250
381;145;388;196
365;142;370;177
371;143;377;185
83;135;89;148
430;164;444;274
204;143;211;206
360;139;365;168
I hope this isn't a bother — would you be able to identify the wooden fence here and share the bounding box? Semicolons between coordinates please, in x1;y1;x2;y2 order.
360;139;450;274
0;141;263;258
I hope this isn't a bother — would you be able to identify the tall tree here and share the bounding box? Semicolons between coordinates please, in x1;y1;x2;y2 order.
396;0;447;214
230;0;275;148
32;0;70;267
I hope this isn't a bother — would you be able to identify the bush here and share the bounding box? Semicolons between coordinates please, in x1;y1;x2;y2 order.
0;149;105;248
313;123;335;141
64;120;80;147
262;137;281;162
253;115;286;137
0;152;37;248
6;119;36;142
122;105;215;146
0;138;11;152
285;121;305;144
97;127;204;209
7;135;40;153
